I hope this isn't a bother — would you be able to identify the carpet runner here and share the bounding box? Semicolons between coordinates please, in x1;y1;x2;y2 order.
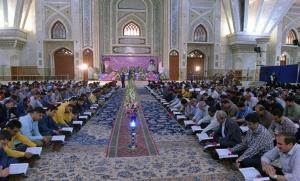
107;82;158;157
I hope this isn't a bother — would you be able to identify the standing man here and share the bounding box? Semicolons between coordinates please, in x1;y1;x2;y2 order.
269;72;277;86
121;72;126;88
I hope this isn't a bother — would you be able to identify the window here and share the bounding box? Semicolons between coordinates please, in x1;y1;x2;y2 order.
194;24;207;42
55;48;73;56
169;50;179;56
51;21;67;39
188;50;204;58
286;30;297;45
123;22;140;36
280;54;287;65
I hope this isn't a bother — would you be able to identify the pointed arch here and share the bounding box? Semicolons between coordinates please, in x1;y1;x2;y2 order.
286;29;298;45
51;21;67;39
194;24;207;42
46;16;72;39
187;50;205;80
188;49;205;58
190;17;213;42
169;49;179;56
169;49;179;80
123;21;141;36
53;48;74;79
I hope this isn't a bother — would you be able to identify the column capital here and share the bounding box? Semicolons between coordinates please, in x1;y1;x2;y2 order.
255;37;270;44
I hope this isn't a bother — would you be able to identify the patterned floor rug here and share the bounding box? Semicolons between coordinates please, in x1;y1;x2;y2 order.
107;86;158;157
25;87;244;181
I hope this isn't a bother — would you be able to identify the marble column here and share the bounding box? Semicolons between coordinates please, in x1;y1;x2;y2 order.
255;37;270;81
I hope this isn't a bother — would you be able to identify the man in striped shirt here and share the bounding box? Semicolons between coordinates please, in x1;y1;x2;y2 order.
230;112;274;170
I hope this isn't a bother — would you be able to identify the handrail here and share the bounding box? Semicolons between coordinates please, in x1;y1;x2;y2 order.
0;75;70;81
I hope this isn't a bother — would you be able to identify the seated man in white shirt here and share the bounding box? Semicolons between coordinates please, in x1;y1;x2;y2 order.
261;133;300;181
170;95;183;110
197;106;219;135
169;94;182;108
192;100;209;123
19;107;50;146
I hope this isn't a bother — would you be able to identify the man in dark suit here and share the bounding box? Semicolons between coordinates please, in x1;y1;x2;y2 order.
121;72;126;88
214;110;242;148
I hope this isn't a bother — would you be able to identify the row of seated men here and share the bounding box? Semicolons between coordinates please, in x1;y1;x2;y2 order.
0;80;117;179
148;80;300;181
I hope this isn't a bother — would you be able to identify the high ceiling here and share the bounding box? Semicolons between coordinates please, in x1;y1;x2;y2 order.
223;0;295;35
295;0;300;5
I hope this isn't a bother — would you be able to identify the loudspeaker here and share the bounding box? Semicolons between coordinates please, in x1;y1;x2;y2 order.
254;46;261;53
293;39;298;46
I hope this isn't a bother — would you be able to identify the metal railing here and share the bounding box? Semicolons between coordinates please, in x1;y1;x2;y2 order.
0;75;70;81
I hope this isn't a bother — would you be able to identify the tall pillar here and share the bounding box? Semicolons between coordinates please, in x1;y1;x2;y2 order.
162;0;170;77
255;37;270;81
178;0;189;80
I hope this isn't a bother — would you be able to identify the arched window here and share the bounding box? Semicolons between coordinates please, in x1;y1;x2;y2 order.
169;50;179;56
123;22;140;36
286;30;297;45
51;21;67;39
194;24;207;42
188;50;204;58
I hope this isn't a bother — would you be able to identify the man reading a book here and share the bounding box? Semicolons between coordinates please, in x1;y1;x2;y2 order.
0;130;18;178
261;133;300;181
214;110;242;148
230;112;274;170
38;105;61;136
19;107;49;146
4;120;35;160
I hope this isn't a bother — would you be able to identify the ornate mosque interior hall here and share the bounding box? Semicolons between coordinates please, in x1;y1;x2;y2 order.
0;0;300;180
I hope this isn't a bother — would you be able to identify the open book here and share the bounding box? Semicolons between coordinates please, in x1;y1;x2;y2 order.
83;112;92;116
240;126;249;133
176;115;187;120
204;143;220;149
73;121;83;126
184;120;196;126
239;167;270;181
79;115;88;120
90;106;97;110
173;111;181;115
215;149;238;159
196;133;213;142
61;127;73;133
25;147;42;156
9;163;29;175
51;135;65;142
191;126;203;132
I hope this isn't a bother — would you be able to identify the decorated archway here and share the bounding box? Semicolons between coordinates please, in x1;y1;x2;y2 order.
187;50;205;80
54;48;74;79
169;50;179;80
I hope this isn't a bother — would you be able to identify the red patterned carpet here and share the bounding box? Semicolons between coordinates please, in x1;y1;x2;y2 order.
116;113;150;157
106;85;158;158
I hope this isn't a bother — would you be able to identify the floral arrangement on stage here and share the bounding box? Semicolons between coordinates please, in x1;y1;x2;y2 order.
124;79;139;114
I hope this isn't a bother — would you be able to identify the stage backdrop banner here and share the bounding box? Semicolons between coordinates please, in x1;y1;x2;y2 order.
260;64;298;83
102;56;159;72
